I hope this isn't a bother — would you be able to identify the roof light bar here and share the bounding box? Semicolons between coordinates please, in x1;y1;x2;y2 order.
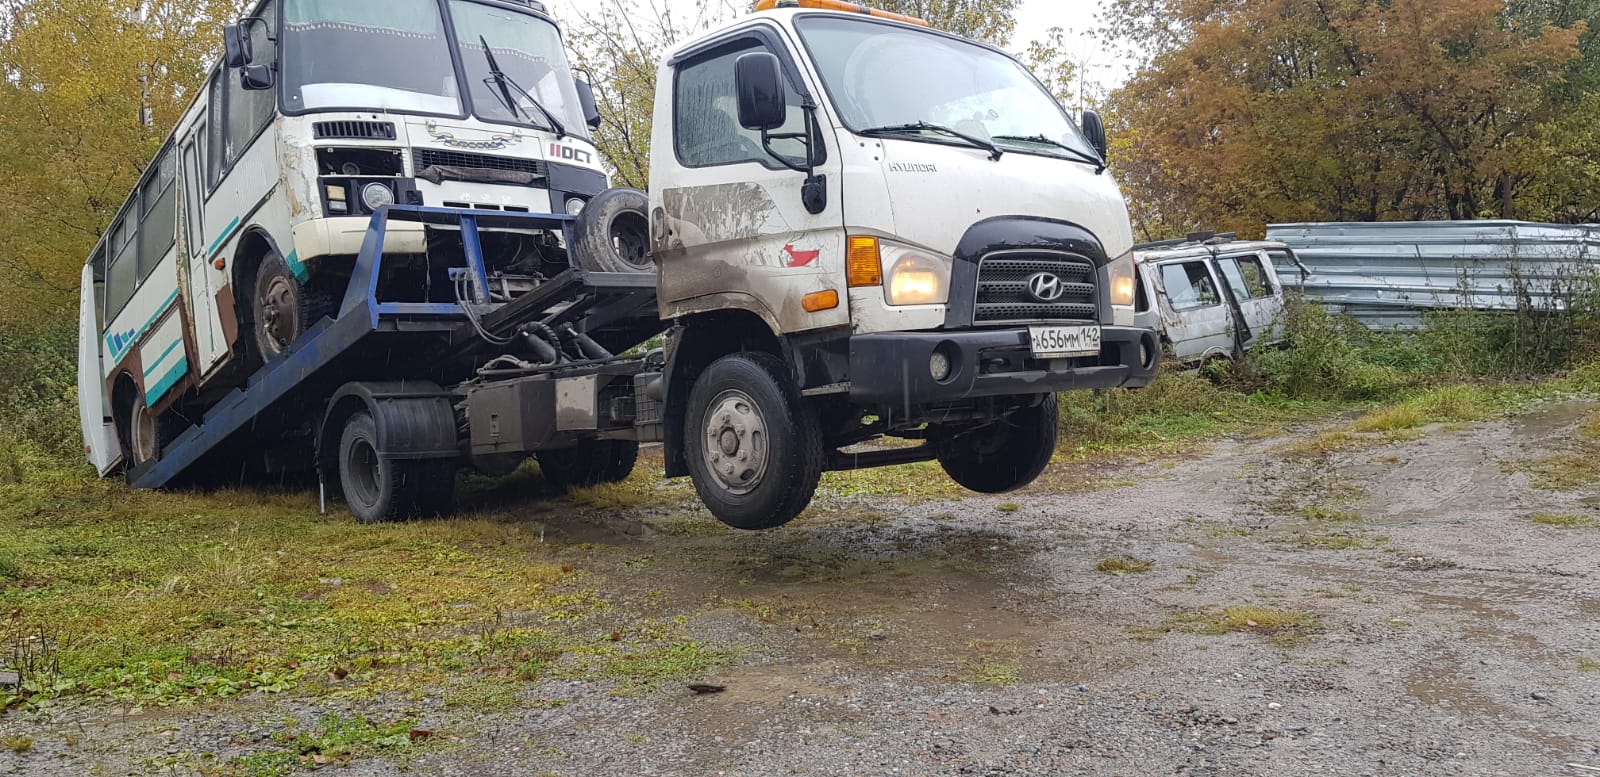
754;0;930;27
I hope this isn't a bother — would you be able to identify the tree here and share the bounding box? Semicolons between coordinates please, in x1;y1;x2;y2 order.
0;0;243;328
874;0;1020;45
1101;0;1593;239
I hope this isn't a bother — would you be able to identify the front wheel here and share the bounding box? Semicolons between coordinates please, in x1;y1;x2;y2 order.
684;352;824;530
936;396;1059;494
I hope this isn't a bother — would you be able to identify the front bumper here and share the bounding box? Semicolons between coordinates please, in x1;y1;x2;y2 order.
848;325;1159;404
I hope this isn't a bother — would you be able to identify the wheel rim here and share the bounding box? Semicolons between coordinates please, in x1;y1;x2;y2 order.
609;211;652;271
701;389;770;495
258;274;299;354
130;402;156;464
345;437;382;508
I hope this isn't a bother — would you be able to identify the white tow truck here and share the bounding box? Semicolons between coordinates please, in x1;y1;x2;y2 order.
85;0;1158;530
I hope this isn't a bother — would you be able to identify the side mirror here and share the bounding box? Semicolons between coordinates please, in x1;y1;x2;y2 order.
575;79;602;130
223;23;252;68
734;52;786;131
1081;110;1108;160
242;64;274;91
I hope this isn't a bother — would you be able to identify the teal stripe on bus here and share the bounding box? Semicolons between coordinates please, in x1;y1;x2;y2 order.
104;288;181;360
141;338;184;379
208;217;243;257
146;356;189;405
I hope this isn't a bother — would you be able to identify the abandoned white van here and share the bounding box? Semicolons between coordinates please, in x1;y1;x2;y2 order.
1131;234;1307;366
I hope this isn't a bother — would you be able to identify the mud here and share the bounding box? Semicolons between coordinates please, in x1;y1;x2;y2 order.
5;401;1599;776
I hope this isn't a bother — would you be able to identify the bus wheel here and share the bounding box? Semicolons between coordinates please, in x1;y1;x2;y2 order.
337;410;457;523
120;384;180;473
570;188;652;274
684;352;823;530
936;396;1059;494
253;253;304;361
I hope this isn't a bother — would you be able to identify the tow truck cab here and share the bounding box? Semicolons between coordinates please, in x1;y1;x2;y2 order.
647;4;1158;527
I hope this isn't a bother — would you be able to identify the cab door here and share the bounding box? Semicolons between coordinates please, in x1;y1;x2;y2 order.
651;27;846;334
180;127;230;375
1154;258;1235;363
1216;251;1284;347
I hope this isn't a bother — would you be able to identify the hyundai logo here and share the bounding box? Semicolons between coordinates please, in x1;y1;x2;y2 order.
1025;272;1067;303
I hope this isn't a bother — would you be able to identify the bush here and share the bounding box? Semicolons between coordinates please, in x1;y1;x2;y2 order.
1252;294;1412;400
0;321;80;460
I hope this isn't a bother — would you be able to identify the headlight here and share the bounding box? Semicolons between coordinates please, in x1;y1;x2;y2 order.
565;197;586;217
360;182;394;211
1107;251;1136;307
880;242;952;306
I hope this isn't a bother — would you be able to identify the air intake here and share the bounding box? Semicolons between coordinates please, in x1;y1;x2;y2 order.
313;121;397;141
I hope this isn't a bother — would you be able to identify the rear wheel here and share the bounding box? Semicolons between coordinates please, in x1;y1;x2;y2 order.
937;396;1059;494
119;384;180;472
570;188;652;274
684;352;823;530
338;410;456;523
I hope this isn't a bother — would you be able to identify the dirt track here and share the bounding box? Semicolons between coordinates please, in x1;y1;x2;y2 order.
4;401;1599;776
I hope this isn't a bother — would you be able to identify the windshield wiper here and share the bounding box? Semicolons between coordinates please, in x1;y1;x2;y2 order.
478;35;566;139
859;122;1002;161
992;134;1105;173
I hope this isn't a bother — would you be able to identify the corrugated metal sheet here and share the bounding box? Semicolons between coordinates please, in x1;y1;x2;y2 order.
1265;221;1600;329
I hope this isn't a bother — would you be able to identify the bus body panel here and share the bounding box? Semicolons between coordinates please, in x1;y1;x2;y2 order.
78;264;120;475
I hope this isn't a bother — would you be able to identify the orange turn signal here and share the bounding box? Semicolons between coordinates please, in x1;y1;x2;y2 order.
212;257;226;271
847;236;882;287
753;0;930;27
802;289;839;312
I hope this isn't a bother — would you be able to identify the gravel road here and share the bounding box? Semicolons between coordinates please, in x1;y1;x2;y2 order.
4;401;1598;776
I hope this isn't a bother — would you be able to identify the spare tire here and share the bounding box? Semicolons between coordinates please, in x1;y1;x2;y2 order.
570;187;652;273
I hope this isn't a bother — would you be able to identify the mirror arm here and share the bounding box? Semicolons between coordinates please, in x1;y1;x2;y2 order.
757;105;827;215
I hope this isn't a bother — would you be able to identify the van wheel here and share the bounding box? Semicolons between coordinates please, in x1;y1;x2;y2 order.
538;439;639;490
570;188;652;273
684;352;823;530
937;396;1058;494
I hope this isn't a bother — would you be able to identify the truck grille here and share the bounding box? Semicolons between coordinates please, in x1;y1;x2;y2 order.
313;120;396;140
413;149;546;176
974;253;1099;324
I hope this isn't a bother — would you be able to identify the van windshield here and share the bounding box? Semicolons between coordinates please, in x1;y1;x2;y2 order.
795;16;1099;161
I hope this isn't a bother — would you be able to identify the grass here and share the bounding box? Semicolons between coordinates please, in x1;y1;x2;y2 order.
1095;555;1154;575
1272;531;1387;551
1579;658;1600;672
1508;454;1600;490
1170;605;1318;647
995;502;1021;513
223;713;420;776
1528;513;1599;528
1300;505;1364;523
0;734;32;753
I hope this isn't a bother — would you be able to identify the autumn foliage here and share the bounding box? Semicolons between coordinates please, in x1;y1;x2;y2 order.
1103;0;1599;239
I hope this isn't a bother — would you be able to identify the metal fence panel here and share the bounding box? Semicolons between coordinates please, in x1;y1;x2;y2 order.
1265;221;1600;329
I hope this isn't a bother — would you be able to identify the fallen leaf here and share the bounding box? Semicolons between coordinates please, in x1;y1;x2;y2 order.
310;754;330;765
329;668;349;680
561;565;575;574
687;684;726;695
609;631;622;642
409;728;433;741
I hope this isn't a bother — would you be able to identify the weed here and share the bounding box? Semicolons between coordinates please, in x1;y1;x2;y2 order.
1579;658;1600;672
1179;606;1317;636
1352;405;1424;432
1;734;33;753
594;642;731;689
0;556;22;581
1529;513;1598;528
996;503;1021;513
1272;532;1382;551
1095;555;1154;575
1300;505;1363;523
1508;455;1600;490
965;662;1020;685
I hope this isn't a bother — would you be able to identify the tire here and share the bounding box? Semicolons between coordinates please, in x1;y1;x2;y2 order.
251;252;336;362
683;352;824;530
570;187;652;274
337;410;456;523
538;439;638;490
936;395;1059;494
120;384;181;472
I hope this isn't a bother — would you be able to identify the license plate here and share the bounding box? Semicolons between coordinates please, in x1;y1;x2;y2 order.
1028;324;1102;358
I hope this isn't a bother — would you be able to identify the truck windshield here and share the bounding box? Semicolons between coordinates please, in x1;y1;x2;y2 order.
281;0;462;115
795;16;1100;161
280;0;587;137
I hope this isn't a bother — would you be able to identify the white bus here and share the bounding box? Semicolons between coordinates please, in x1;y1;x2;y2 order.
78;0;609;475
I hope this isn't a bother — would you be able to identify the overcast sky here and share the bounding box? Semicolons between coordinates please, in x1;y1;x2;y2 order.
541;0;1132;88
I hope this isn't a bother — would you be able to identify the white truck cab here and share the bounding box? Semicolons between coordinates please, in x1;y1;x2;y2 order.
646;3;1159;527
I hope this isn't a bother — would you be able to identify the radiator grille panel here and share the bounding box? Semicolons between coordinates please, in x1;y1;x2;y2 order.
974;254;1099;324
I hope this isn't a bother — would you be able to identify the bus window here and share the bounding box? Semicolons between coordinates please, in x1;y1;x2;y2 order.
138;148;178;280
207;74;225;189
106;216;138;321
